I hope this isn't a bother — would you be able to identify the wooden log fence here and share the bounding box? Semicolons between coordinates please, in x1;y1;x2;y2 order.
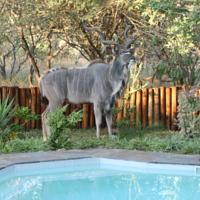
0;86;180;130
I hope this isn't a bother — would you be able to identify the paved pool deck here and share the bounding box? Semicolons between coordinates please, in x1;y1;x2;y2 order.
0;148;200;169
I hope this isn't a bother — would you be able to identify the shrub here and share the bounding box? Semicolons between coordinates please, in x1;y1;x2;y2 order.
3;137;48;153
0;98;14;128
114;104;136;129
0;98;15;144
0;97;39;145
177;88;200;137
11;107;39;138
47;105;82;150
14;106;38;127
71;136;103;149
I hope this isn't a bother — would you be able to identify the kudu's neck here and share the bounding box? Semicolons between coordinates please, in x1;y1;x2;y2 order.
109;58;124;81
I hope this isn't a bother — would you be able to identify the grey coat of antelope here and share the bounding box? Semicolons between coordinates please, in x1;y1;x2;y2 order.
40;24;135;141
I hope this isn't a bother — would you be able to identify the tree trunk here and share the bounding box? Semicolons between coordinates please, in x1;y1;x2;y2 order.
20;28;40;80
0;65;6;80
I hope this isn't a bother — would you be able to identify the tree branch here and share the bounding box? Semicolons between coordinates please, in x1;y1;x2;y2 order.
80;21;103;59
46;30;53;69
0;0;6;13
65;40;90;61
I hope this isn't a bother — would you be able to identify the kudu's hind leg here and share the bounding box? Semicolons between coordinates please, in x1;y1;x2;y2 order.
105;111;113;138
94;104;102;138
41;106;50;141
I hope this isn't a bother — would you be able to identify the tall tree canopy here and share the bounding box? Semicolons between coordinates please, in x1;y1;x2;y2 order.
0;0;199;86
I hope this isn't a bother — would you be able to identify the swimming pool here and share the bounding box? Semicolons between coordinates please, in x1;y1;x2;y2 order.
0;158;200;200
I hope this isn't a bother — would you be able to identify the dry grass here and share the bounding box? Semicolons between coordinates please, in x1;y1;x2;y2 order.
0;75;30;87
0;57;88;87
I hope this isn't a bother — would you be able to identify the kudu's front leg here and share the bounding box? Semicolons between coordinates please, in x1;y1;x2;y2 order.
94;104;102;138
42;100;63;141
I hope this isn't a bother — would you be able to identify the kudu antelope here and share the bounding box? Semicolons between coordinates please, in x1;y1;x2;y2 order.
40;24;135;140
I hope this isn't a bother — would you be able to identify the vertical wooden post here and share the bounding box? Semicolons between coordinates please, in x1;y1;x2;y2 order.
19;88;26;126
31;87;37;129
82;104;89;128
25;88;31;129
171;87;177;130
160;87;166;128
148;88;154;127
19;88;26;107
142;88;148;128
122;88;130;119
2;86;7;100
8;87;15;101
129;92;136;126
14;87;19;107
123;98;128;119
89;104;95;128
36;87;41;129
154;88;160;126
117;99;123;122
166;87;171;129
14;87;20;124
136;90;142;126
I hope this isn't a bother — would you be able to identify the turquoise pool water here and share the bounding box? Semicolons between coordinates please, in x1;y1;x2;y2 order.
0;158;200;200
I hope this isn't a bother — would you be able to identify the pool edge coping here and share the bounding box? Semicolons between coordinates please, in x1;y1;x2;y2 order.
0;148;200;170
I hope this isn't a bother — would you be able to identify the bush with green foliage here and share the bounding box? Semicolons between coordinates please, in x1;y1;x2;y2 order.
113;102;138;129
0;97;39;145
0;98;15;144
10;107;39;136
47;105;82;150
177;88;200;137
14;106;38;127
